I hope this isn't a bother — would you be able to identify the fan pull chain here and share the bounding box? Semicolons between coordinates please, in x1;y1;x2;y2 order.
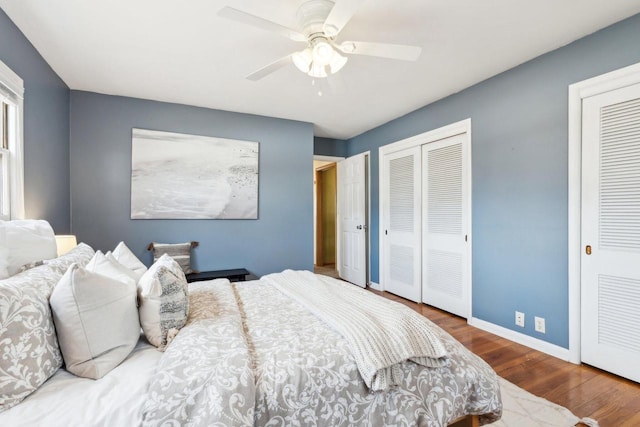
310;79;323;96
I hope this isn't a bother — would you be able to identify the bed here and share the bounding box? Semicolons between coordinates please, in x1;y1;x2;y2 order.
0;225;501;426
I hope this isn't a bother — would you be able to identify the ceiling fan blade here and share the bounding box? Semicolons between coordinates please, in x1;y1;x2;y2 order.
336;41;422;61
217;6;307;42
246;55;293;81
323;0;368;37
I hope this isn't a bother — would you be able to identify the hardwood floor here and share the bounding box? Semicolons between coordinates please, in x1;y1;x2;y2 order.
314;263;338;278
373;290;640;427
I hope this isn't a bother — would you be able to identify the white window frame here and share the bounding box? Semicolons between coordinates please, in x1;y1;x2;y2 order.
0;59;25;220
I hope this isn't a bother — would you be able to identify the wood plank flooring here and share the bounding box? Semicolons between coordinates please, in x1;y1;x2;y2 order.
375;290;640;427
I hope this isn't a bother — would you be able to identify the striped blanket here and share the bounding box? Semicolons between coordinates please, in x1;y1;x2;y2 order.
262;270;448;391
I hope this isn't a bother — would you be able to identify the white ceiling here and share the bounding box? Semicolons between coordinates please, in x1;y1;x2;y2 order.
2;0;640;139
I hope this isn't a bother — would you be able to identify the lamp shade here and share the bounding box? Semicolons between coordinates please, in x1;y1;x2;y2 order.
55;235;78;256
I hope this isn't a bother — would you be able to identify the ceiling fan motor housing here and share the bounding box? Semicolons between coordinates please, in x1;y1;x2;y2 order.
297;0;335;36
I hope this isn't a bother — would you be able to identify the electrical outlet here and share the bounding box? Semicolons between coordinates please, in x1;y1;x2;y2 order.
535;316;546;334
515;311;525;327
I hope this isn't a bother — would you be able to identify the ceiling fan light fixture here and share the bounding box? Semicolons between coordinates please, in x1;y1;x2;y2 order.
219;1;423;82
292;48;313;73
329;51;347;74
312;39;333;66
308;62;328;78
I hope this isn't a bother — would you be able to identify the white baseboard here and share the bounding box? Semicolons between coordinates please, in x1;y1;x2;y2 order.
368;281;381;291
468;317;571;362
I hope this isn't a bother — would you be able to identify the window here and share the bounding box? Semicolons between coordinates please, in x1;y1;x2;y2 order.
1;100;12;219
0;59;24;220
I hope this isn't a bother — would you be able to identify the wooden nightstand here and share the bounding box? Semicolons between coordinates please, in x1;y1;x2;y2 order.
186;268;250;283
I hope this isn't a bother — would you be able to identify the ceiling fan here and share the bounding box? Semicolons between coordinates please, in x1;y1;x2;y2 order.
217;0;422;81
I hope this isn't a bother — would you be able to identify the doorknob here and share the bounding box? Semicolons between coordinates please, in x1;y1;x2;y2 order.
585;245;592;255
357;225;362;230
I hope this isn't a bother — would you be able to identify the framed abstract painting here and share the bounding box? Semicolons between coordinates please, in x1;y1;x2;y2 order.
131;128;258;219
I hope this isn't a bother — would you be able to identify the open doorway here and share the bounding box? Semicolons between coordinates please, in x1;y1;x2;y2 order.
314;160;338;278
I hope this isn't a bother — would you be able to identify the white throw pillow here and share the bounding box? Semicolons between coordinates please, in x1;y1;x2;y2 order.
86;250;138;286
1;220;57;277
137;254;189;348
112;241;147;280
50;264;140;379
0;225;8;279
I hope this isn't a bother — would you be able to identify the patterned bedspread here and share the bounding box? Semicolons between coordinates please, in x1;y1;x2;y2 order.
142;277;502;426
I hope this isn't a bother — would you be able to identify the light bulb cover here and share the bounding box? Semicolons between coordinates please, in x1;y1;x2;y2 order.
292;48;313;73
308;62;328;78
329;51;348;74
312;40;333;66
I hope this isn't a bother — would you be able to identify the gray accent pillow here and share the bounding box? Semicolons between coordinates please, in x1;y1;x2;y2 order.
137;254;189;348
45;242;96;276
50;264;140;379
15;242;95;276
0;264;64;412
151;242;193;275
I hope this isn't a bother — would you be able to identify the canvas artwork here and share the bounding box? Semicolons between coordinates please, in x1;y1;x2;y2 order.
131;128;258;219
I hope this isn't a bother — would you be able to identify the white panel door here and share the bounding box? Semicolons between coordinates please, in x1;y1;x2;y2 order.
382;146;421;302
421;134;470;317
581;82;640;383
337;153;367;287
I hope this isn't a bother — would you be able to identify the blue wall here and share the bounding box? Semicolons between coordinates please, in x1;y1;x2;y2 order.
70;91;314;277
314;137;348;157
0;8;70;232
347;13;640;348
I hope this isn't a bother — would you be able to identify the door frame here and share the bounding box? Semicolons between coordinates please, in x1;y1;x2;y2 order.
315;162;337;266
314;155;344;267
567;62;640;364
378;119;472;314
335;152;372;287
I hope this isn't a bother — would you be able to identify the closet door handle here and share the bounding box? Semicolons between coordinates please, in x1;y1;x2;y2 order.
585;245;592;255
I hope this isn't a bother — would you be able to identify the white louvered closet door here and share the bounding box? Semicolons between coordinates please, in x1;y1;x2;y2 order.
581;82;640;383
421;134;470;317
383;146;422;302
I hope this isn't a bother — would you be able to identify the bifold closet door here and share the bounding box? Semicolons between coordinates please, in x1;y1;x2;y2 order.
382;146;421;302
421;133;470;318
581;82;640;383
